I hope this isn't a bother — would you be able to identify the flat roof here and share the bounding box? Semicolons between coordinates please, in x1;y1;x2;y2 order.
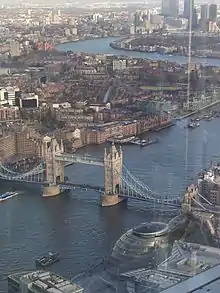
9;270;83;293
161;264;220;293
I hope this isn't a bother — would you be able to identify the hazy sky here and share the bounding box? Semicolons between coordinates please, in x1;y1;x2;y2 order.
1;0;220;6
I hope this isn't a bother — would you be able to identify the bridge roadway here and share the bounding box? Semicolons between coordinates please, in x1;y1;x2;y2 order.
55;153;104;166
61;183;181;208
61;183;104;192
193;205;220;215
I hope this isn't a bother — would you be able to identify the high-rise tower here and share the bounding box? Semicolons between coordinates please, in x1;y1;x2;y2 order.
201;4;209;21
200;4;209;31
162;0;179;17
162;0;170;16
209;4;217;22
183;0;194;19
169;0;179;17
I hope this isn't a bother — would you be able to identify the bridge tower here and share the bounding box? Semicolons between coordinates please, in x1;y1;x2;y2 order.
181;184;197;214
42;136;65;197
100;143;125;207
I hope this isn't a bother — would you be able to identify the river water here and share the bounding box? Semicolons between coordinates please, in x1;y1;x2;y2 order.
1;39;220;292
57;36;220;66
1;117;220;291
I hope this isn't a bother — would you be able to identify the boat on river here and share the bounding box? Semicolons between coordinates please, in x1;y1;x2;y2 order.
191;116;202;122
130;138;159;147
107;136;136;145
188;122;200;129
0;191;18;202
35;252;60;267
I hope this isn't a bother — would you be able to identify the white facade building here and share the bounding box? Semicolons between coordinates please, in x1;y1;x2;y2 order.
10;41;20;57
73;128;81;139
72;27;78;35
113;60;127;71
0;86;20;106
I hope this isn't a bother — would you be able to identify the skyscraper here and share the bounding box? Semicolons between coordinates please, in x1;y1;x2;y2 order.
10;41;20;57
200;4;209;31
209;4;217;22
192;8;198;29
200;4;209;21
134;11;141;27
162;0;179;17
169;0;179;17
183;0;194;19
162;0;170;16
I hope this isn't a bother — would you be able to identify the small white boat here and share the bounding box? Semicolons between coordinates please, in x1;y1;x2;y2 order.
0;191;18;202
188;122;200;129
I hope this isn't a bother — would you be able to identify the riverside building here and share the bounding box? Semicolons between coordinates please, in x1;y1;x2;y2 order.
198;165;220;205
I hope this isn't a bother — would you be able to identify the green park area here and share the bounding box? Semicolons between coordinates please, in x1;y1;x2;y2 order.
140;85;180;91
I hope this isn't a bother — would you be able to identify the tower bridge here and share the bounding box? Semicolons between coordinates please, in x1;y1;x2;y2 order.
0;135;217;215
0;135;182;209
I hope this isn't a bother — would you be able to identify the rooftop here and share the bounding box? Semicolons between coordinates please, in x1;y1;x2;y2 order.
158;241;220;277
121;241;220;293
161;264;220;293
9;270;83;293
122;269;186;292
133;222;169;238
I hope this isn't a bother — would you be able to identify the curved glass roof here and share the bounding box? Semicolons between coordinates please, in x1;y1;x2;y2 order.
108;222;170;274
133;222;169;238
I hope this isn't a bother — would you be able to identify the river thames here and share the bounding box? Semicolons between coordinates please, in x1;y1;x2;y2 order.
57;36;220;66
1;39;220;292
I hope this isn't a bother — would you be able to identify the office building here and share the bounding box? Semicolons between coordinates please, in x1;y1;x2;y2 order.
0;106;20;121
113;59;127;71
0;86;21;106
209;4;217;22
8;270;84;293
162;0;170;16
198;167;220;205
10;41;20;57
130;24;135;34
200;4;209;30
183;0;194;19
169;0;179;17
134;11;141;27
18;93;39;108
162;0;179;17
192;8;198;29
201;4;209;21
72;27;78;35
170;0;179;16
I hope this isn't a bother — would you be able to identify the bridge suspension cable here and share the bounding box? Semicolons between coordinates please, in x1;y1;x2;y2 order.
192;197;206;210
0;162;45;181
197;192;213;206
119;165;181;208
